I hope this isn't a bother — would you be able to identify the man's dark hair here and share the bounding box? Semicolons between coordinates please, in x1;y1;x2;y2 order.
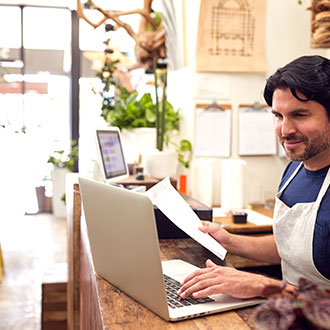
264;55;330;119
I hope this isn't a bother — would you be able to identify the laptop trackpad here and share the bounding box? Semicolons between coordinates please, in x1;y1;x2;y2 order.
162;259;200;282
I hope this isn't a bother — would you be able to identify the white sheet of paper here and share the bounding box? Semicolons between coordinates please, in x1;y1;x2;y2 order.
231;209;273;225
195;107;231;157
146;177;227;260
238;108;276;156
214;207;273;225
212;207;227;217
245;209;273;225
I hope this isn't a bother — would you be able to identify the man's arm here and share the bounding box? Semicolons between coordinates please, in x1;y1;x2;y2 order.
177;260;296;300
225;233;281;263
177;222;284;299
199;221;281;263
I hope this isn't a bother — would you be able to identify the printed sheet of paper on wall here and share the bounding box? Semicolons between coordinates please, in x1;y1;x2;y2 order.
238;105;277;156
196;0;266;72
194;104;231;157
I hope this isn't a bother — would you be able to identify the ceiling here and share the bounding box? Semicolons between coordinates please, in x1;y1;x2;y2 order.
0;0;150;10
0;0;71;7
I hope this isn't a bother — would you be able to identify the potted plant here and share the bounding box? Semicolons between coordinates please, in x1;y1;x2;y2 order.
253;277;330;330
96;58;192;177
81;1;192;177
97;57;179;165
47;142;78;217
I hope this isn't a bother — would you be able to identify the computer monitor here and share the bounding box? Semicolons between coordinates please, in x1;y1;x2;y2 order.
95;127;129;184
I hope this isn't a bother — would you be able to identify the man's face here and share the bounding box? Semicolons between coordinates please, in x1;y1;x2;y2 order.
272;88;330;170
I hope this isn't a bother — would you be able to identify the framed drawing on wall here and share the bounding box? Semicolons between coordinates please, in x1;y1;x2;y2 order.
196;0;266;72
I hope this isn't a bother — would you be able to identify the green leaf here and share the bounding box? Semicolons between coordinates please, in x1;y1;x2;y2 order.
146;11;162;31
176;139;192;168
131;118;147;127
139;93;153;106
179;139;192;152
146;107;156;123
47;141;78;172
126;103;139;117
126;91;138;105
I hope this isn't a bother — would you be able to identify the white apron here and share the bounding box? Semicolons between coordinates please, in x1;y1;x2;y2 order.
273;162;330;288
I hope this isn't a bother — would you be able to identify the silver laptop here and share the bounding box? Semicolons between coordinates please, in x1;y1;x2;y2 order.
78;177;262;321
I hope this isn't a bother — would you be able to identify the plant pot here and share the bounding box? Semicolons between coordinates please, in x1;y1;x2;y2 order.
51;167;70;217
121;127;156;165
35;186;52;213
145;149;176;179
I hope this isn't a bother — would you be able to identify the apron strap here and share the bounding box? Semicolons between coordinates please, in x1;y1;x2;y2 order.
279;162;303;194
315;167;330;205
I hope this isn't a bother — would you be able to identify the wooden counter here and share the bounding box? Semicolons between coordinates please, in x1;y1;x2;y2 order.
79;217;257;330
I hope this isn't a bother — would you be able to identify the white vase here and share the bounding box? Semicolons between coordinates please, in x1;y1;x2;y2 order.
51;167;70;218
145;149;176;179
121;128;156;165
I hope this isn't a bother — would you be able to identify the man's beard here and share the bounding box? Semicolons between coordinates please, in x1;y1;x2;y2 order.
281;131;330;162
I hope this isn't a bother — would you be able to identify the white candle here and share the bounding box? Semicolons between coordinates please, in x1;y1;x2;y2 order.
221;159;246;211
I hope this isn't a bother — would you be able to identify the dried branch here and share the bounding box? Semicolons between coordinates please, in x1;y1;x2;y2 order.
76;0;166;71
77;0;137;40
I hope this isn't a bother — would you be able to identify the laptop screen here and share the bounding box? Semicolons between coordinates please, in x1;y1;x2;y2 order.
95;128;128;183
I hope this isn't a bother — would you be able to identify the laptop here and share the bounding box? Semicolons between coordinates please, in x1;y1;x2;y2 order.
78;177;262;321
94;127;129;184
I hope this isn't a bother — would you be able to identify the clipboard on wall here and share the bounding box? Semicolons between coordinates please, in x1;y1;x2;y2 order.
238;102;277;156
194;103;232;157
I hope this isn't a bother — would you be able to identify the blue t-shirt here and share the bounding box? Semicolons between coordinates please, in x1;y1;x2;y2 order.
279;161;330;280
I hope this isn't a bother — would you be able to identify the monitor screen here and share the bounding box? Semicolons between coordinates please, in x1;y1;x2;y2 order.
95;128;128;183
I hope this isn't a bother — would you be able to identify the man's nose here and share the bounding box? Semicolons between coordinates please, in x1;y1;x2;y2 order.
281;118;296;137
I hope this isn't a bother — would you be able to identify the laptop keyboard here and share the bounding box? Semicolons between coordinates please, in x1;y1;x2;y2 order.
164;274;214;309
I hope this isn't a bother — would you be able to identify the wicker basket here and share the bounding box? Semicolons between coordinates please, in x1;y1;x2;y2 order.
311;0;330;48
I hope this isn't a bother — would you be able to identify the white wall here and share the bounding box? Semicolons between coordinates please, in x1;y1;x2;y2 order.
167;0;329;207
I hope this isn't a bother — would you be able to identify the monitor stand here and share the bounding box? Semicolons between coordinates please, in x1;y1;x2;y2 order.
93;161;146;192
93;160;104;183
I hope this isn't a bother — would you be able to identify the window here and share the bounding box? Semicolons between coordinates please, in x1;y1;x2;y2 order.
0;5;71;214
23;7;71;50
0;6;21;48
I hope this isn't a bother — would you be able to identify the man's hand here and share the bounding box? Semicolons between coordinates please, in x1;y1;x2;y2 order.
200;221;280;263
177;259;281;299
199;221;231;248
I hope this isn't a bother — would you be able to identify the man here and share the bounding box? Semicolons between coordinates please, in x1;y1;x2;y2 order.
178;55;330;300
